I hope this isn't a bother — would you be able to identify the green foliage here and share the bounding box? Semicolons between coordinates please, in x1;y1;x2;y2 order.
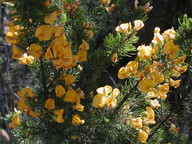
2;0;192;143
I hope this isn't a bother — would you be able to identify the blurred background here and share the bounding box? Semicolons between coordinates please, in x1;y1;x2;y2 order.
0;0;192;143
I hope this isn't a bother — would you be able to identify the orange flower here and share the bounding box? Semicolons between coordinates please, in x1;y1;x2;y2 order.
35;25;52;41
55;85;66;98
138;79;154;94
77;50;87;62
79;40;89;50
111;53;118;62
45;98;55;110
118;67;129;79
137;45;152;61
28;110;40;117
72;103;84;112
54;109;64;123
138;129;148;143
133;20;144;31
149;99;161;109
92;94;105;108
72;114;85;125
29;43;43;58
12;45;24;60
169;78;181;88
156;83;169;99
64;74;76;85
130;118;143;130
64;88;78;103
115;22;132;33
44;11;57;25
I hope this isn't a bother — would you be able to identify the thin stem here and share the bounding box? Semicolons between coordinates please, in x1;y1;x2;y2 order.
112;80;140;117
46;68;62;90
148;108;176;140
40;58;47;96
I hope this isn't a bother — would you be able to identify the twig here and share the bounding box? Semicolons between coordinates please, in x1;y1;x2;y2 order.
111;80;140;118
148;108;176;140
40;58;47;96
46;68;62;91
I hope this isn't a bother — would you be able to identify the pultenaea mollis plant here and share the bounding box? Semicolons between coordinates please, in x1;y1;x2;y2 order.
2;0;192;143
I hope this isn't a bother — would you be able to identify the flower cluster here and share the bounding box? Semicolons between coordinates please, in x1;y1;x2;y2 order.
6;0;91;127
92;85;120;109
117;23;187;143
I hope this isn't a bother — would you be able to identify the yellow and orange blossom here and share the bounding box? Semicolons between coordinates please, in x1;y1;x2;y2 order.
45;98;55;110
54;109;64;123
55;85;66;98
138;78;154;94
72;114;85;125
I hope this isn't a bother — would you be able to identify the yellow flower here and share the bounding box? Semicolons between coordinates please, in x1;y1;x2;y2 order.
173;65;188;74
130;118;143;130
29;43;43;58
45;98;55;110
64;74;76;85
45;47;54;59
138;78;154;94
17;87;34;101
72;114;85;125
54;109;64;123
86;30;94;38
18;53;34;65
51;25;63;38
12;45;24;60
72;103;84;112
105;97;117;108
110;88;120;97
92;94;105;108
145;106;155;125
115;22;132;33
149;99;161;109
118;67;129;79
44;11;57;25
169;78;181;88
111;53;118;62
35;25;52;41
125;61;139;75
76;88;85;99
101;0;110;5
8;110;20;128
162;29;176;40
77;50;87;62
137;45;152;61
6;26;19;44
106;4;115;12
151;70;164;84
138;129;148;143
156;83;169;99
97;85;112;95
133;20;144;31
64;88;78;103
52;58;64;69
55;85;66;98
28;110;40;117
173;54;187;65
79;39;89;50
169;123;179;134
44;0;52;6
163;40;179;56
17;100;29;113
152;27;163;44
147;91;156;98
